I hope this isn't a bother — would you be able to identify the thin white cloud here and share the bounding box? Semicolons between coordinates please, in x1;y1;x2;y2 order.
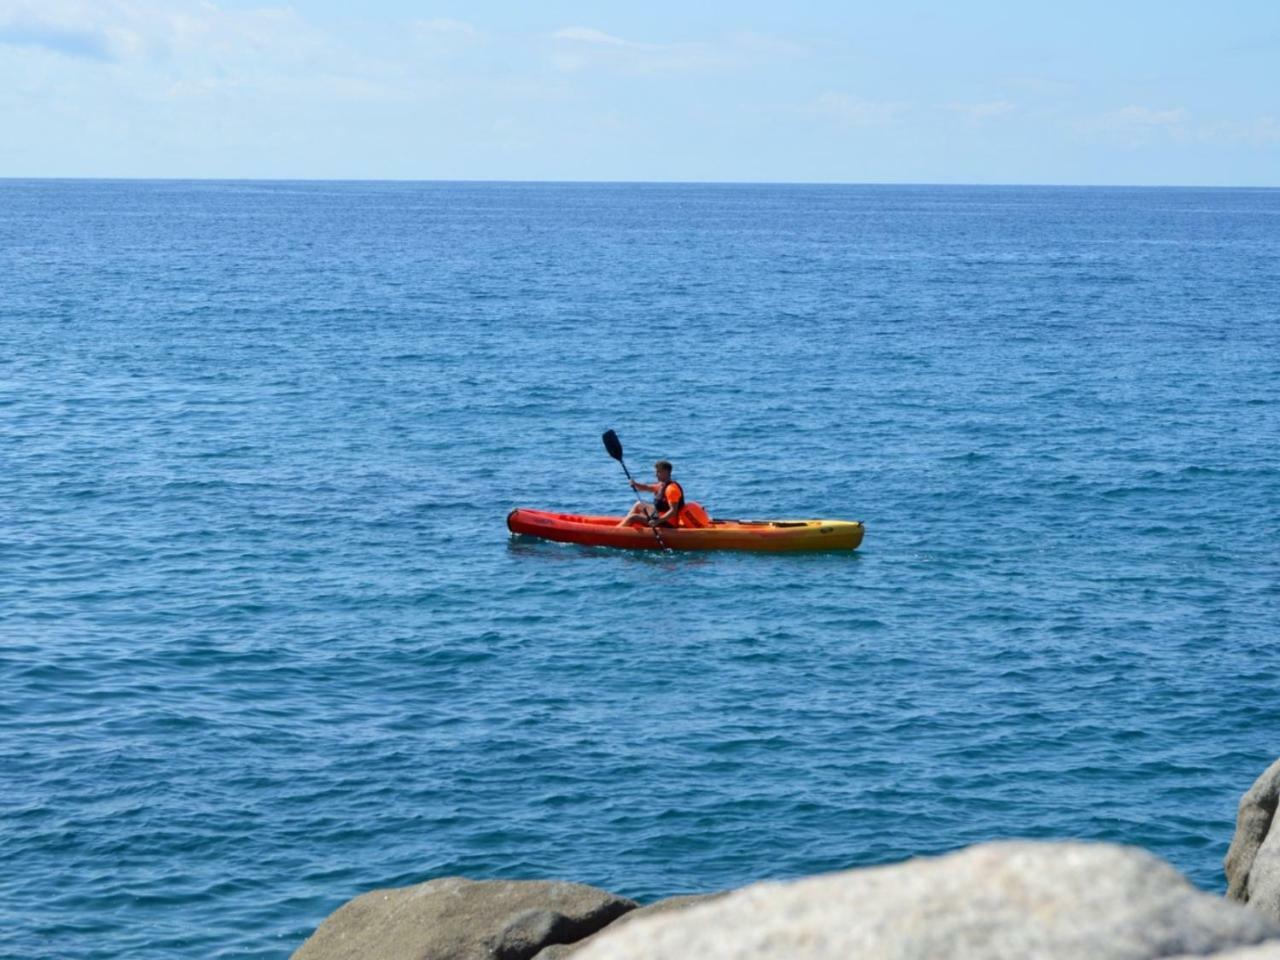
414;18;479;39
546;25;797;74
1193;115;1280;146
0;0;315;63
1249;116;1280;144
409;16;483;62
1081;105;1189;145
1006;76;1075;97
0;0;408;109
810;92;906;126
1103;105;1187;127
0;0;142;60
0;21;115;59
552;26;648;49
949;100;1016;121
726;31;808;59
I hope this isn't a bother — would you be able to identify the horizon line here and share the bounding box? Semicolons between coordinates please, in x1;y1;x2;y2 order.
1;176;1278;191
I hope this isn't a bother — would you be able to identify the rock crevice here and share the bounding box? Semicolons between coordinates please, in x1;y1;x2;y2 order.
1227;758;1280;913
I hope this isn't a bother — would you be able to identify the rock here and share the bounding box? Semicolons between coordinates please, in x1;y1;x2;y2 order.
532;893;725;958
1227;758;1280;918
291;877;637;960
571;841;1280;960
1167;947;1280;960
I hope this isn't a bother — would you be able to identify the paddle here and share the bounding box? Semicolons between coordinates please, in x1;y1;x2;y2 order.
602;429;669;551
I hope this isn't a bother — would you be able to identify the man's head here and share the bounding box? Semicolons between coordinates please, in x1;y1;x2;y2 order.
654;460;673;480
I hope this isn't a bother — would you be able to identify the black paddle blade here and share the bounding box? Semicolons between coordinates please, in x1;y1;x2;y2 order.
602;429;624;461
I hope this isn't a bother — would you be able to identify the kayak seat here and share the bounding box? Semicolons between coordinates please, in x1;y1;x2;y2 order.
682;501;711;528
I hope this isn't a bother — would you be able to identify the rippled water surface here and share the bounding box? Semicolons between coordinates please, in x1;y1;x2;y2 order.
3;180;1279;959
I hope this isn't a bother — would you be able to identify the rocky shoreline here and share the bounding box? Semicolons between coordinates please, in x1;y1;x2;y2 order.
292;757;1280;959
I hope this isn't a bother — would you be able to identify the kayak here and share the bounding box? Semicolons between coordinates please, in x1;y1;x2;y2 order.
507;508;865;553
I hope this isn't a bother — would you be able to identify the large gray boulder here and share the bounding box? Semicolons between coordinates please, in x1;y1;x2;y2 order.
572;841;1280;960
1171;947;1280;960
1227;758;1280;918
291;877;637;960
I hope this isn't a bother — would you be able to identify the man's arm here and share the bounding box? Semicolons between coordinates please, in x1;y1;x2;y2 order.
651;507;676;525
649;484;682;525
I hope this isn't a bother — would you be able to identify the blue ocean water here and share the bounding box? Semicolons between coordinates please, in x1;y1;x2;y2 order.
2;180;1279;959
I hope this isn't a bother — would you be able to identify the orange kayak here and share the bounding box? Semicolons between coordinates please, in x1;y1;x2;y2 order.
507;508;864;553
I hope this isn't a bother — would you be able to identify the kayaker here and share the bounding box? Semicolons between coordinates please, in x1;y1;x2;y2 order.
618;460;685;528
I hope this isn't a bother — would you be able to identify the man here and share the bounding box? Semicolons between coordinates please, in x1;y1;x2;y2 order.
618;460;685;528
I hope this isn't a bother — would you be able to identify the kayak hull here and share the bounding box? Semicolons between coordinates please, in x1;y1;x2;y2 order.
507;508;864;553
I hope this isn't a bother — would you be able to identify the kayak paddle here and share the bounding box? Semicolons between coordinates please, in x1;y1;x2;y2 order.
602;429;669;551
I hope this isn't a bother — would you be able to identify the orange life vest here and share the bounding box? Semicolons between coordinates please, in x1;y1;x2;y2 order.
655;480;685;525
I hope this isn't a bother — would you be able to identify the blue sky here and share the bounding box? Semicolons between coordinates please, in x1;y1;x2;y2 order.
1;1;1277;184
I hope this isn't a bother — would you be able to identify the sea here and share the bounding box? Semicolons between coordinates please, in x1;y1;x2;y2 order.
3;180;1279;959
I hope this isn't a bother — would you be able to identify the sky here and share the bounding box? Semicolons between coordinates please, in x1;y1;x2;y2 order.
0;1;1278;185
